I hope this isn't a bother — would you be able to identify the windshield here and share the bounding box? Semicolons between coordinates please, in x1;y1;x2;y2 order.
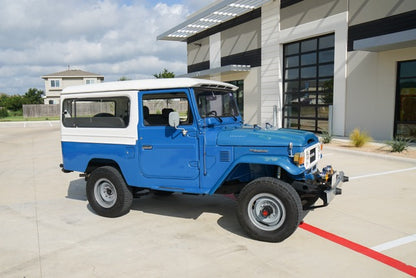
194;89;239;119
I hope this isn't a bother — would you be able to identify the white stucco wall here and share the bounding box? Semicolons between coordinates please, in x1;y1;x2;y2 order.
346;46;416;140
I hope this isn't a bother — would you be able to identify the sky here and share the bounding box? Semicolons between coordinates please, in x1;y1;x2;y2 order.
0;0;216;95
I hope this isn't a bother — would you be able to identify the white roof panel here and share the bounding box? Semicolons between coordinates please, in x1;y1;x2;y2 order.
61;78;238;95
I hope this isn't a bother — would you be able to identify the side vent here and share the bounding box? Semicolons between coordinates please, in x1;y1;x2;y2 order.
220;151;231;162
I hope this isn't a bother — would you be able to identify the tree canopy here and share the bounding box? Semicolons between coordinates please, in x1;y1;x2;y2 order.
0;88;44;111
153;68;175;79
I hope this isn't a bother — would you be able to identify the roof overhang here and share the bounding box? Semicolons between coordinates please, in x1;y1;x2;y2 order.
179;64;251;78
353;29;416;52
157;0;270;42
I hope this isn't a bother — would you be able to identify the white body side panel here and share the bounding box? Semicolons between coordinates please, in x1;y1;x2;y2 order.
60;91;139;145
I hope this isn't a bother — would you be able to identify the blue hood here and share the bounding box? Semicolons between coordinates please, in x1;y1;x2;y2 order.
217;128;318;147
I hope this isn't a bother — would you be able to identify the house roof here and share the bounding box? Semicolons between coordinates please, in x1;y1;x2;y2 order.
42;69;104;79
61;78;238;95
157;0;270;42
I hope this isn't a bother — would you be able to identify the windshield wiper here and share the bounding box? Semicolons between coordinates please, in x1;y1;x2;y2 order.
223;113;237;121
206;111;223;123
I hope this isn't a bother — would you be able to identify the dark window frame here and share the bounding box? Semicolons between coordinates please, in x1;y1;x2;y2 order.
394;59;416;140
282;34;335;133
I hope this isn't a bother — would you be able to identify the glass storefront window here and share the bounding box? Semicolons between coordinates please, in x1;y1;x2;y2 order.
395;60;416;140
283;34;334;133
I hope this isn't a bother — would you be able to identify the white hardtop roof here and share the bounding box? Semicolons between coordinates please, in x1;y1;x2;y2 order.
62;78;238;95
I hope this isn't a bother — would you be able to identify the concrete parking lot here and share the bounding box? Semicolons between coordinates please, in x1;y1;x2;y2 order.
0;121;415;277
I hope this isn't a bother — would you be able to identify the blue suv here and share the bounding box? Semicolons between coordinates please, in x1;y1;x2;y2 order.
60;78;347;242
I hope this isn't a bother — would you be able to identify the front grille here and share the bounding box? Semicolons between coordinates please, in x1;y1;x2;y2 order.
220;151;230;162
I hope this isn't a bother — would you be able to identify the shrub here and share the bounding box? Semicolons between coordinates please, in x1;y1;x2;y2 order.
0;107;8;118
349;128;372;147
321;130;332;144
386;137;411;153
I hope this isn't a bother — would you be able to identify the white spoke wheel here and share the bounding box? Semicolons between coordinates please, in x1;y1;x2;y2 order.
86;166;133;218
237;177;302;242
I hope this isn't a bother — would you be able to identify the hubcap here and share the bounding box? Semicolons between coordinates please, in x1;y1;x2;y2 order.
94;178;117;208
247;193;286;231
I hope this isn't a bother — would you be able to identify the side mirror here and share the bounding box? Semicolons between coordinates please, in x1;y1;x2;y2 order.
169;112;187;136
168;111;180;128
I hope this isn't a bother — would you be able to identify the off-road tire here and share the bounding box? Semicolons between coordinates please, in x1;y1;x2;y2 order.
86;166;133;218
237;177;303;242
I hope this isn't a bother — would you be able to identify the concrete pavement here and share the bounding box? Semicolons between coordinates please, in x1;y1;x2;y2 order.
0;122;415;277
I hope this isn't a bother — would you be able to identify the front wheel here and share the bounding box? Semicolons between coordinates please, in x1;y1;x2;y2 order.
86;166;133;218
237;177;302;242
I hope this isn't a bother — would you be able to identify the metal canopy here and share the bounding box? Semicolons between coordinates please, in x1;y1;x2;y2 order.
157;0;270;42
179;64;251;78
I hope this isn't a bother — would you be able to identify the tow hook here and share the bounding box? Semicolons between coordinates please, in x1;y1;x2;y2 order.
336;188;342;195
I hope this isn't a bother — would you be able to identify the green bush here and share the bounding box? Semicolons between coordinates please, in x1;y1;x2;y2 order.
349;128;372;147
386;137;411;153
321;130;332;144
0;107;8;118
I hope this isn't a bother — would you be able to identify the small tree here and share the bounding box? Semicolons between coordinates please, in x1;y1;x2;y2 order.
118;76;131;81
4;95;24;111
23;88;44;104
153;68;175;79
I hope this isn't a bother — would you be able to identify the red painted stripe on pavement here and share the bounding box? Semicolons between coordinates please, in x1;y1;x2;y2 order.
299;222;416;277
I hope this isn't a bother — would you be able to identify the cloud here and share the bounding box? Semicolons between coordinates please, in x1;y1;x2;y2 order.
0;0;214;94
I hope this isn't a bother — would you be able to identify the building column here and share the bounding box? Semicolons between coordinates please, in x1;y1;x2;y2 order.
261;0;282;127
209;33;221;81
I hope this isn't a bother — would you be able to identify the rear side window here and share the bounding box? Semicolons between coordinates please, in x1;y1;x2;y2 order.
62;97;130;128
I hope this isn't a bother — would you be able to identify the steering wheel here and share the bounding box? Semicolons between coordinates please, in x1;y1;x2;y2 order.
207;110;217;117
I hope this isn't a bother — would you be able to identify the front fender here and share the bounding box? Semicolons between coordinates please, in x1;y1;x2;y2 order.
234;154;304;176
208;154;304;194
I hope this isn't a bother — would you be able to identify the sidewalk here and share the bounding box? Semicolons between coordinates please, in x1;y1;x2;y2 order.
323;137;416;161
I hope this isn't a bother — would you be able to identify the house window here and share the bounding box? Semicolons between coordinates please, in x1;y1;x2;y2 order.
85;79;96;85
50;79;60;88
395;60;416;141
282;34;334;133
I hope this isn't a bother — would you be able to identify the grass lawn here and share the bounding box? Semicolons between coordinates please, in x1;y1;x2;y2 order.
0;116;60;122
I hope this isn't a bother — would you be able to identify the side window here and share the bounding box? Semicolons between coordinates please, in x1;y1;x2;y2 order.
142;92;192;126
62;97;130;128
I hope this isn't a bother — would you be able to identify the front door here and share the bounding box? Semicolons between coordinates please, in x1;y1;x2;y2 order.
138;90;200;191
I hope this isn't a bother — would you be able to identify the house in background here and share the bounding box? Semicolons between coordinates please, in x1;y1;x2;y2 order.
158;0;416;141
41;69;104;104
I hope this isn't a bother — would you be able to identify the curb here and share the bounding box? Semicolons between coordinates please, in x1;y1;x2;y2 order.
324;145;416;163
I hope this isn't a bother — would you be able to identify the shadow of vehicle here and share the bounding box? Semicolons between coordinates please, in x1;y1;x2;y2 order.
66;179;247;238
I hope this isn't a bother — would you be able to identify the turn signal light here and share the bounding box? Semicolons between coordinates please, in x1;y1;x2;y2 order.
293;152;305;166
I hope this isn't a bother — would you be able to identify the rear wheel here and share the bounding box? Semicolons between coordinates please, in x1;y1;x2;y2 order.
86;166;133;218
237;177;302;242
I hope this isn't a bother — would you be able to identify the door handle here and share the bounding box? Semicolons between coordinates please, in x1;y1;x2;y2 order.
142;145;153;150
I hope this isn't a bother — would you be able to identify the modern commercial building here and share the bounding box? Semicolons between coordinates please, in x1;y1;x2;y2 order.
41;69;104;104
158;0;416;140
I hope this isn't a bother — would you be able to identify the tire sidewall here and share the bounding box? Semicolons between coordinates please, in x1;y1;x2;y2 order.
237;177;302;242
86;166;133;218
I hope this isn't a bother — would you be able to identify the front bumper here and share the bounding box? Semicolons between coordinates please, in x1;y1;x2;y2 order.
292;166;348;210
320;170;348;207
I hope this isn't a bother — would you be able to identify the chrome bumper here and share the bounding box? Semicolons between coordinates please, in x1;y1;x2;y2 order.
325;171;348;204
